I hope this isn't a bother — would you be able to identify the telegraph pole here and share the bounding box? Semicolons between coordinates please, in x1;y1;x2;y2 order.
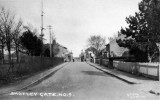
40;0;44;56
40;0;44;41
48;25;52;57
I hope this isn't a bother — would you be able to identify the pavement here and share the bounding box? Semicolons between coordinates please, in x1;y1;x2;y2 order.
86;62;160;96
0;62;68;95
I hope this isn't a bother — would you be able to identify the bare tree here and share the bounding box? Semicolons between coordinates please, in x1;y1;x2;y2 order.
0;19;5;64
13;19;23;62
87;35;106;57
0;7;24;74
0;7;15;65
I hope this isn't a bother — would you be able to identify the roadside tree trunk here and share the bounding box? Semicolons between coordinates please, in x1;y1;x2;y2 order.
1;45;4;64
16;46;19;63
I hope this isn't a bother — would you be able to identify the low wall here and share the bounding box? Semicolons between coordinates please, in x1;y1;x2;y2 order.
0;56;64;77
95;59;159;80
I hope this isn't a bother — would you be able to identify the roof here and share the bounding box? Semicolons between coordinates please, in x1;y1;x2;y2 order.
109;34;126;44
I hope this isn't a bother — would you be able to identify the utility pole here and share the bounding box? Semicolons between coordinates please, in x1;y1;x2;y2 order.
40;0;44;56
40;0;44;41
48;25;52;57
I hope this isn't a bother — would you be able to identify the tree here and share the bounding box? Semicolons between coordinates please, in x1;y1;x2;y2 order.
85;47;97;55
52;40;59;57
85;47;97;59
44;48;50;57
0;18;6;64
0;7;17;64
116;0;160;62
12;19;23;62
139;0;160;35
20;29;43;56
87;35;106;57
139;0;160;61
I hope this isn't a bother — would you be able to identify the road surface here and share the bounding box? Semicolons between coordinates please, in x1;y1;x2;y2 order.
1;62;159;100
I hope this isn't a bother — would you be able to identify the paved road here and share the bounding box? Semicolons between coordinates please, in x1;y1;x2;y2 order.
1;62;159;100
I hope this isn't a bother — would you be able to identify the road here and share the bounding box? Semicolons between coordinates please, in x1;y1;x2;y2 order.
1;62;159;100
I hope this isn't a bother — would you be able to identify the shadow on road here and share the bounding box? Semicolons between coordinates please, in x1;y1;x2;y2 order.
81;71;106;76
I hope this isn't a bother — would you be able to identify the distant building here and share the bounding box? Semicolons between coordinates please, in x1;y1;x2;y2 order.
100;46;109;59
56;43;68;57
44;43;68;57
108;34;128;57
55;44;73;61
44;42;73;61
101;34;128;58
64;51;73;62
79;50;86;61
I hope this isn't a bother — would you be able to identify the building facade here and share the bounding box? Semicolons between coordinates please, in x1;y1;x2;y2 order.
55;44;68;57
109;34;128;57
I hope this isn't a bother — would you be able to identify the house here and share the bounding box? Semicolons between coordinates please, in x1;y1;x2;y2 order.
56;43;68;57
109;34;128;57
98;34;128;59
56;44;73;61
64;51;73;62
100;45;109;59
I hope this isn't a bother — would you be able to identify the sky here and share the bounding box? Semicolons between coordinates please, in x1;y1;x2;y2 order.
0;0;142;57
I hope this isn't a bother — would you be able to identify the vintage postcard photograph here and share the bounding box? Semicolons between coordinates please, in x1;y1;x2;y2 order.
0;0;159;100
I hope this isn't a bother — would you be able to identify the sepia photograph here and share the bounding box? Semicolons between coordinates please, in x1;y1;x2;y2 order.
0;0;160;100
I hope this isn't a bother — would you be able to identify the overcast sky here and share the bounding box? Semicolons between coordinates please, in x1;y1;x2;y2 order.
0;0;142;57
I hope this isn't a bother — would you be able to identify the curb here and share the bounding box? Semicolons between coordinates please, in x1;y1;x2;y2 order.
86;62;136;84
0;63;68;96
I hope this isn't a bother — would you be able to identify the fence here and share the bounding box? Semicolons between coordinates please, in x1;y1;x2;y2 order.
95;59;101;64
101;59;109;66
114;61;159;80
137;62;159;79
0;56;64;78
93;59;159;80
